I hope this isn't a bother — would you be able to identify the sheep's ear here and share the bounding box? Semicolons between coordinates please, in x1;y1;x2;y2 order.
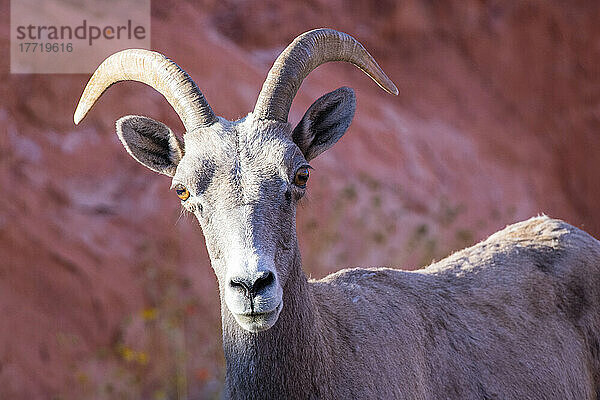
292;87;356;161
116;115;184;177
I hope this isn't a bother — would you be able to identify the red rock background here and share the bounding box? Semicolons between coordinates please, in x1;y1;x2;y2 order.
1;0;599;398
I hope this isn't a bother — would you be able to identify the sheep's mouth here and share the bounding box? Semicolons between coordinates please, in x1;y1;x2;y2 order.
239;301;282;319
234;302;283;332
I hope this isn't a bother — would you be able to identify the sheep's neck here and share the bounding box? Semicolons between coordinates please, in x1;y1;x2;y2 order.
221;245;331;399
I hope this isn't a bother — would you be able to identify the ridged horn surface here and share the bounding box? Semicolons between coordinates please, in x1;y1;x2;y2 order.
253;28;398;122
74;49;217;132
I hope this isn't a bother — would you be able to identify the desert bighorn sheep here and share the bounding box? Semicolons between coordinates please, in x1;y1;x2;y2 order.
75;28;600;399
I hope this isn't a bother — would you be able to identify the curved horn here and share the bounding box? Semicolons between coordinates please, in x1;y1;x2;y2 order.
253;28;398;123
74;49;217;132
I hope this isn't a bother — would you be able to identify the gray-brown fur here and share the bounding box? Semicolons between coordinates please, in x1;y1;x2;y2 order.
221;216;600;399
74;29;600;399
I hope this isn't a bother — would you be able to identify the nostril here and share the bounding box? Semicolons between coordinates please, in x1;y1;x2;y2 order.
230;278;250;297
229;271;275;299
252;271;275;294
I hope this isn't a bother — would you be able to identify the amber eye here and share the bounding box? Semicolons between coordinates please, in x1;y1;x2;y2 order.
174;184;190;201
294;166;310;188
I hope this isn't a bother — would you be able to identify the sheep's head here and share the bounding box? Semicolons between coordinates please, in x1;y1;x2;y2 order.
74;29;397;332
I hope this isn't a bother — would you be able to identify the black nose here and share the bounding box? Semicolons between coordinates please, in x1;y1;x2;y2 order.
229;270;275;298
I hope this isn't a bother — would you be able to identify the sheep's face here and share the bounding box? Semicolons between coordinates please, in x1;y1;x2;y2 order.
173;117;304;333
114;87;355;332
